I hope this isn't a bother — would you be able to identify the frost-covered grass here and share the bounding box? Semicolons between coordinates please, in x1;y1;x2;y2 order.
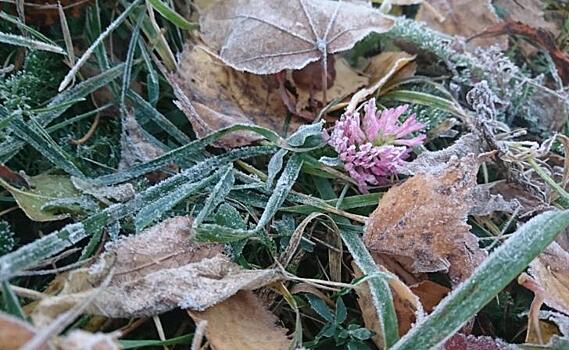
1;1;569;349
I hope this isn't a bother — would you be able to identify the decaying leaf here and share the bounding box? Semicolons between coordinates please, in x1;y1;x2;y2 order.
416;0;507;50
32;217;282;326
57;330;120;350
200;0;395;75
364;155;487;285
489;182;550;217
443;333;512;350
400;133;484;176
494;0;558;34
71;177;135;205
346;51;416;113
0;174;81;222
175;45;298;146
410;280;449;313
0;312;52;350
188;291;291;350
119;113;165;170
294;58;369;111
527;242;569;315
352;261;424;344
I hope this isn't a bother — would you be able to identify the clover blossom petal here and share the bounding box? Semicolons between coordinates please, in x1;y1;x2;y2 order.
326;98;426;192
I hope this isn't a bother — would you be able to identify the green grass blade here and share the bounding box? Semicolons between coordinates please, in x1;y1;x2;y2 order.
193;166;235;227
146;0;195;30
134;171;218;231
128;91;191;144
392;209;569;350
120;334;193;349
120;12;145;108
58;0;143;91
10;118;85;177
0;31;65;54
1;281;26;319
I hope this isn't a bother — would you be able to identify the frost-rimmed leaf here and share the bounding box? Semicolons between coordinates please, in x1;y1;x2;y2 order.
31;218;281;324
200;0;394;75
391;209;569;350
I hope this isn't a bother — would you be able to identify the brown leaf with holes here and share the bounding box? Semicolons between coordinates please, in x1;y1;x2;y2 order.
32;217;281;327
416;0;507;50
175;45;299;147
364;155;487;285
199;0;394;75
188;291;291;350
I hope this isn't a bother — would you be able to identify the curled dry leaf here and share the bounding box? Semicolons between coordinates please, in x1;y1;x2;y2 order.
352;261;424;344
175;45;298;147
364;155;487;285
199;0;395;75
416;0;507;50
346;51;416;113
32;217;282;326
188;291;291;350
293;58;369;112
0;312;52;350
527;242;569;315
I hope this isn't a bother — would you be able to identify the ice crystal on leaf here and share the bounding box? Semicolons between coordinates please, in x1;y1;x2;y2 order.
325;98;425;192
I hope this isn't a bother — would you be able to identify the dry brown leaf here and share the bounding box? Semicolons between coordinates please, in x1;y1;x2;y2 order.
175;45;299;147
188;291;291;350
199;0;395;75
494;0;558;34
410;280;449;313
294;58;369;111
346;51;416;113
57;330;120;350
352;261;424;343
364;155;487;285
0;312;52;350
443;333;512;350
528;242;569;315
401;133;484;176
32;217;281;326
118;113;165;170
416;0;507;50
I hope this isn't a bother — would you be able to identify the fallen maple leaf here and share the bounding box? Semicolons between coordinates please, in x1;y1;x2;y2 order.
175;45;298;147
32;217;282;326
200;0;394;98
364;155;487;285
443;333;512;350
188;291;291;350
